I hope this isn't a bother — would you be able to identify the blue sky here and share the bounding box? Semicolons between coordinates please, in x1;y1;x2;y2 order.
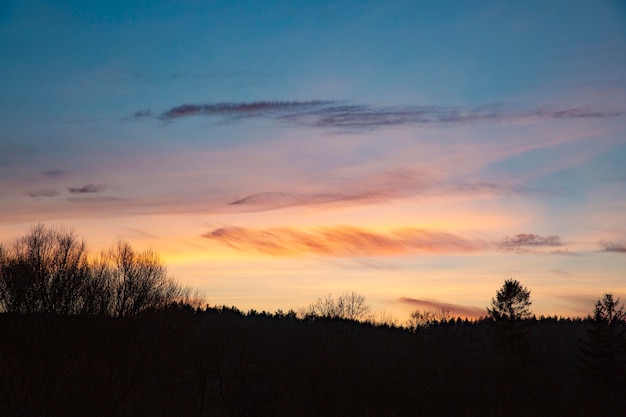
1;0;625;319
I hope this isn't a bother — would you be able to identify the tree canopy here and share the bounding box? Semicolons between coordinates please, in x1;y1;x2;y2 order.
487;279;532;321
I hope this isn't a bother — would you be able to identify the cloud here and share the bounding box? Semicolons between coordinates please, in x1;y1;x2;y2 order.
158;100;335;121
549;248;580;256
203;226;485;257
27;189;59;198
140;100;624;129
41;169;66;178
397;297;485;319
132;109;153;119
226;169;432;211
226;176;558;213
228;191;386;210
294;104;623;129
496;233;563;252
67;184;107;194
600;240;626;253
447;182;562;197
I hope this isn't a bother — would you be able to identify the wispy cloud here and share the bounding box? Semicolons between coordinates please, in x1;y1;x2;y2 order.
158;100;335;121
397;297;485;318
226;168;433;211
67;184;107;194
600;240;626;253
27;189;59;198
203;226;485;257
41;169;66;178
226;172;555;213
447;182;564;197
229;191;386;210
25;170;68;182
496;233;563;252
139;100;624;129
292;104;623;128
131;109;153;119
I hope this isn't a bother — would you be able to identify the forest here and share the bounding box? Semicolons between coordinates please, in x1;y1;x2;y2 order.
1;225;625;416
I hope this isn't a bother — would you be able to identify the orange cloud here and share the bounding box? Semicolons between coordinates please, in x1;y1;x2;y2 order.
203;226;485;257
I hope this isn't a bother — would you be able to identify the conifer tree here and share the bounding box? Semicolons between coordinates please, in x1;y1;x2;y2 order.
487;279;533;356
579;294;626;398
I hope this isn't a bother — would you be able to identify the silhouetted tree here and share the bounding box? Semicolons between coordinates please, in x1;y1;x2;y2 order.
487;279;532;321
406;308;451;331
487;279;533;356
0;224;90;314
0;225;194;317
337;291;373;321
304;292;372;321
579;294;626;399
100;240;188;318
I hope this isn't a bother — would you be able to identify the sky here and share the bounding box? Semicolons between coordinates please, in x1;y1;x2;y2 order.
1;0;625;320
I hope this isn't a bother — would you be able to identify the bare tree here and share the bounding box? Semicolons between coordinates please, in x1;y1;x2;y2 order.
407;308;451;331
337;292;373;321
103;240;187;317
0;225;196;317
304;293;337;318
0;224;90;314
81;251;116;315
304;292;372;321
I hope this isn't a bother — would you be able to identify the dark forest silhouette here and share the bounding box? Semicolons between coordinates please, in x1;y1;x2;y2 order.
1;225;625;416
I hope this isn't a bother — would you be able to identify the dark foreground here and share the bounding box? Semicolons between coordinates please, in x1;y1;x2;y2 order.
0;307;623;417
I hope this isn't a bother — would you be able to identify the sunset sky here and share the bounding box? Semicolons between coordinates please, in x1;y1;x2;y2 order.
1;0;625;320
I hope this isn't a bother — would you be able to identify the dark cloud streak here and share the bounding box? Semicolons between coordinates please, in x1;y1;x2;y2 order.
140;100;624;129
229;191;386;210
158;100;335;121
497;233;563;252
132;109;153;119
67;184;106;194
27;189;59;198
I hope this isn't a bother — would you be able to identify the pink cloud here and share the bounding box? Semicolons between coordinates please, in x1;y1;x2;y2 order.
398;297;485;319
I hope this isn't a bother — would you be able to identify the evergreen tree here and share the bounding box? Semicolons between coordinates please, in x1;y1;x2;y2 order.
487;279;533;356
579;294;626;399
487;279;532;321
